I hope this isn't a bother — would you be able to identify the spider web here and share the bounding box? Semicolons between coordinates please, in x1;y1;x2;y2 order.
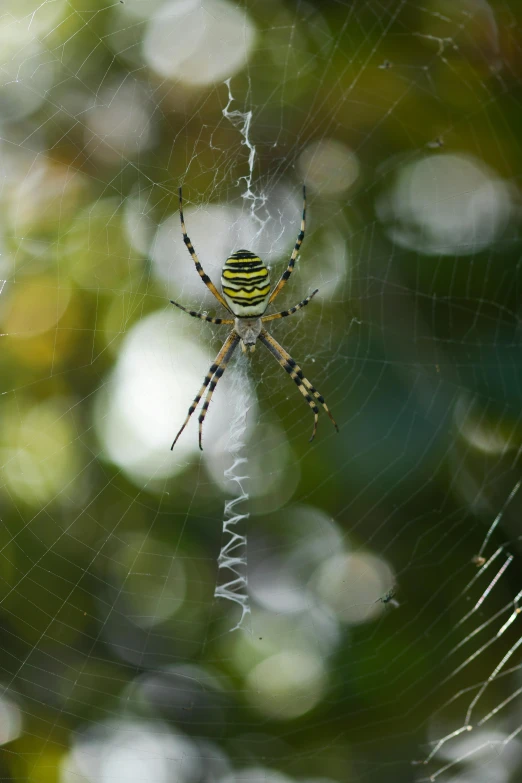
0;1;521;782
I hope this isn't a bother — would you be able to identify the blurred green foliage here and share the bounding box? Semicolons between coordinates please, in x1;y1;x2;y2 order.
0;1;521;782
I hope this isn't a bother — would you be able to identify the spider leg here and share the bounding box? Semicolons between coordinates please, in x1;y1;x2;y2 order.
262;289;318;323
259;328;339;439
171;331;239;450
178;187;232;312
268;184;306;305
170;299;234;325
198;334;240;450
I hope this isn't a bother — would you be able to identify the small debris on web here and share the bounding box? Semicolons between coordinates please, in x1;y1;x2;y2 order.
427;136;444;149
375;586;399;607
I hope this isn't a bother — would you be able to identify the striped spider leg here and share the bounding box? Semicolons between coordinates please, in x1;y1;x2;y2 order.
196;333;241;449
267;184;306;305
258;328;339;442
178;187;231;312
261;289;319;323
169;299;233;326
171;331;240;450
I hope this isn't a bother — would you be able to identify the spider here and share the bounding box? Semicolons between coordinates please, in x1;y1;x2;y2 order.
170;185;339;450
375;587;399;607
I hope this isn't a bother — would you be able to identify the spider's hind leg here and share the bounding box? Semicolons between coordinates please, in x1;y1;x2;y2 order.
197;334;240;449
171;331;239;449
258;328;339;440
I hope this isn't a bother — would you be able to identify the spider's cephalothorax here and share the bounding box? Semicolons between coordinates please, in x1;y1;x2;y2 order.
170;185;339;450
221;250;271;317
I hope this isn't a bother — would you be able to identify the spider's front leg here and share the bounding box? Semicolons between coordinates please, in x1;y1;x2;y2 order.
197;334;241;449
268;184;306;305
178;187;232;313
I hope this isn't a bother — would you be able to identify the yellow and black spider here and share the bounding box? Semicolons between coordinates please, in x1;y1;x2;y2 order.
170;185;339;450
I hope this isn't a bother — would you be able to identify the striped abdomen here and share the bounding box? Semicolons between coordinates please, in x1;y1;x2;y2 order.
221;250;271;317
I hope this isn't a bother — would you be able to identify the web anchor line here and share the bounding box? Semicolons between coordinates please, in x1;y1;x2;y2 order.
412;477;522;781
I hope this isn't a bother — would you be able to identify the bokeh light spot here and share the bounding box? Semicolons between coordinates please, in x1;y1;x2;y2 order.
298;139;360;195
313;551;395;624
143;0;256;86
377;153;514;255
95;309;257;484
0;695;22;745
246;650;325;719
0;398;82;507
